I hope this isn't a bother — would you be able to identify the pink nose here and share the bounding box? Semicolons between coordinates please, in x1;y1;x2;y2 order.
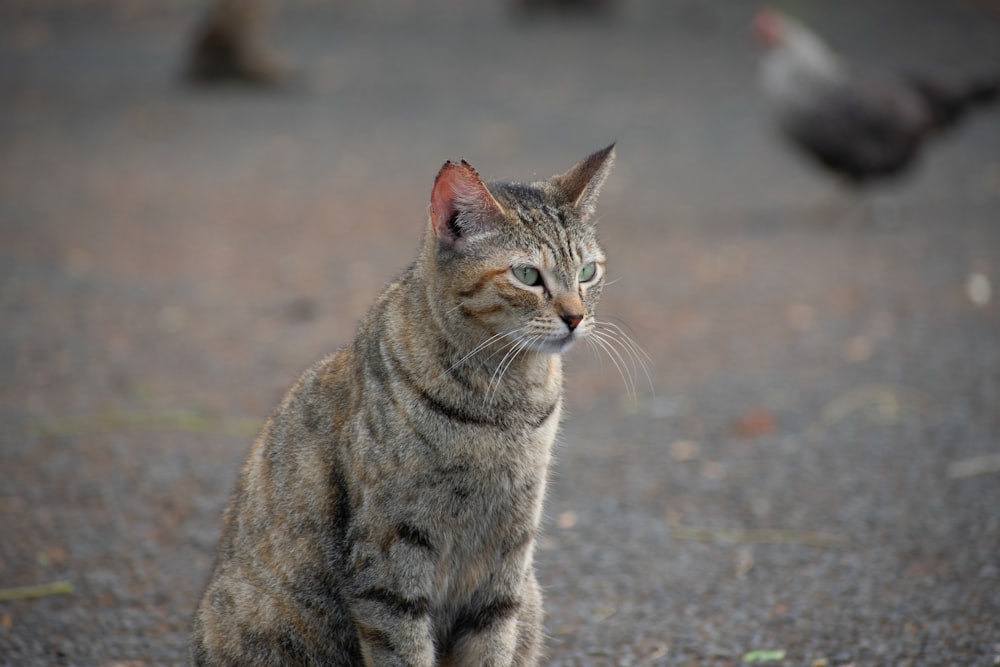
561;313;583;331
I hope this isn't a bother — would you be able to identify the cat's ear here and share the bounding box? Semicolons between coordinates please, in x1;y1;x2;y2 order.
552;144;616;221
430;160;506;251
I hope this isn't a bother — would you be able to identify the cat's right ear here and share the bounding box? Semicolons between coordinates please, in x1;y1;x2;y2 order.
553;143;616;222
430;160;505;252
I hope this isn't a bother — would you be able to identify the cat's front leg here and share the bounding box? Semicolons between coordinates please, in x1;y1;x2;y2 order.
449;566;543;667
348;521;439;667
354;609;435;667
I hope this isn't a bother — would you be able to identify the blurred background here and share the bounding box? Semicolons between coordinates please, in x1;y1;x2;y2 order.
1;0;999;664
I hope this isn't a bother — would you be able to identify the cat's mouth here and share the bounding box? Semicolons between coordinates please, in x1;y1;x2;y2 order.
539;330;582;353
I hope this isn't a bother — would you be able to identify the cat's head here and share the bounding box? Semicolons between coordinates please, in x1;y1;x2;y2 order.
425;145;615;355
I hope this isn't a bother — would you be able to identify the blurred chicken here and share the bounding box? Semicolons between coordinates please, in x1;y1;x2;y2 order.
752;6;999;186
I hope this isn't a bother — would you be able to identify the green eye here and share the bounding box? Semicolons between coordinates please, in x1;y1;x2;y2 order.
513;266;542;287
578;262;597;283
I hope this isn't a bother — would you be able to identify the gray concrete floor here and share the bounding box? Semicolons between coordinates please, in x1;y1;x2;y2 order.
2;1;999;664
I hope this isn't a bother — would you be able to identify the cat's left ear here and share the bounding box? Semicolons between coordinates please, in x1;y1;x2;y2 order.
430;160;506;252
552;143;616;222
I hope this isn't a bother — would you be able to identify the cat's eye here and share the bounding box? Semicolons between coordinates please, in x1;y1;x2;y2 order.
578;262;598;283
512;266;542;287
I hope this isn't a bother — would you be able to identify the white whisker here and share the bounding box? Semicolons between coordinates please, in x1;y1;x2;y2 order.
484;333;538;407
588;319;654;397
594;322;654;394
596;319;653;364
588;331;636;399
434;325;531;387
480;327;533;366
487;340;523;396
445;331;511;374
583;336;604;367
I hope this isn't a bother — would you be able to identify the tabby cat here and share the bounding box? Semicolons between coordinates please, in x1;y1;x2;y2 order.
192;145;617;666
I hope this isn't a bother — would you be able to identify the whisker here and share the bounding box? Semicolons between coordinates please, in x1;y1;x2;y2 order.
583;335;619;386
589;323;653;398
437;325;529;382
588;331;636;399
481;331;541;405
597;318;653;363
583;336;604;368
485;335;528;404
588;329;635;389
594;320;654;393
484;334;538;407
448;331;512;373
486;341;522;401
480;327;534;366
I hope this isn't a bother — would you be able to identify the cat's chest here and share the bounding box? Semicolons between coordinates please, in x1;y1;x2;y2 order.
430;410;557;517
408;394;559;531
424;429;555;600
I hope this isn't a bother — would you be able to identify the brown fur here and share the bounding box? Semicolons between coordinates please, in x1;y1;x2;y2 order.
192;146;617;666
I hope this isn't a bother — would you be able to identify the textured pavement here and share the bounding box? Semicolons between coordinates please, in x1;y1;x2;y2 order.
2;1;999;665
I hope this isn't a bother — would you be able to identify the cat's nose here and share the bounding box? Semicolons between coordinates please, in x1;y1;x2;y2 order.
561;313;584;331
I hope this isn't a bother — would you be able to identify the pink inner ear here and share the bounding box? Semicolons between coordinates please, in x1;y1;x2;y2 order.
430;162;462;247
429;160;504;249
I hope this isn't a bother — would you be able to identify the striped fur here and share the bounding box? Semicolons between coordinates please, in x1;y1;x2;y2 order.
191;146;616;666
